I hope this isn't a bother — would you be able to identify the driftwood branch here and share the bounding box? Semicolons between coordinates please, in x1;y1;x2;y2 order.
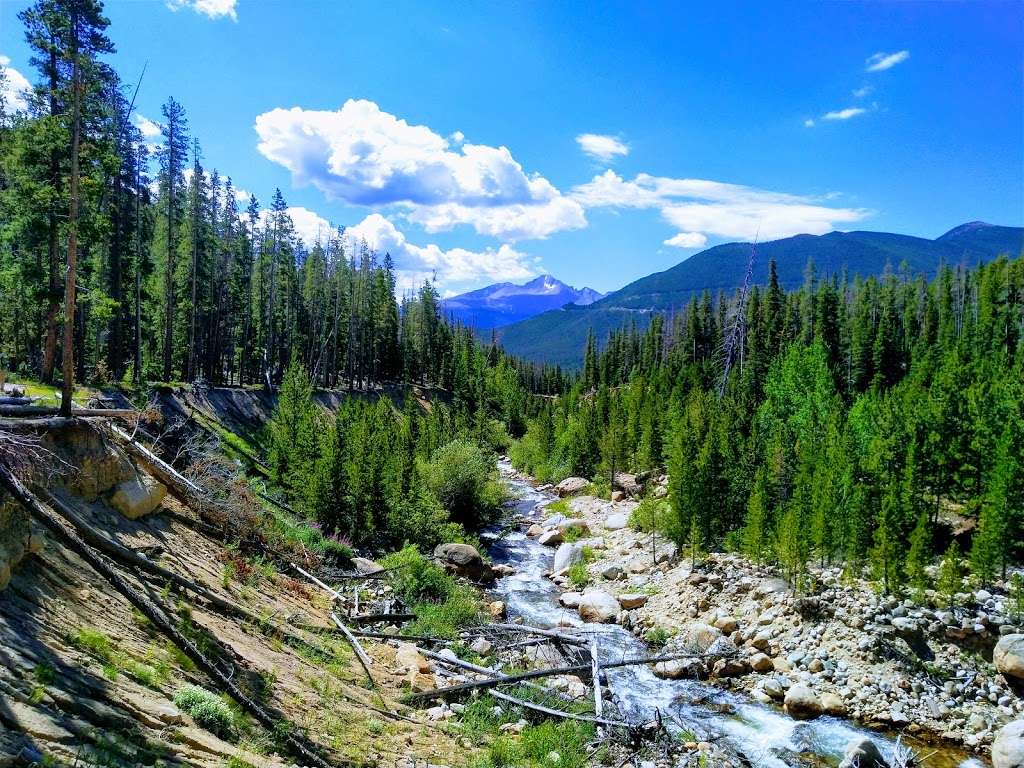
330;612;378;690
0;405;137;418
0;459;342;768
477;623;588;646
407;652;703;704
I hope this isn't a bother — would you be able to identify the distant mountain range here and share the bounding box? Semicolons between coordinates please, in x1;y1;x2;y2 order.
442;275;604;329
493;222;1024;367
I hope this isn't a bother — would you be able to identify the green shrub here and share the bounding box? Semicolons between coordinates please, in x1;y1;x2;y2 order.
420;439;506;529
544;499;569;516
473;720;595;768
381;545;458;604
174;685;235;738
629;498;679;541
567;561;589;588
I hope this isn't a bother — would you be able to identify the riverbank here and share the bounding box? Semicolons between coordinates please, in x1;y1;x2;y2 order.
501;462;1020;766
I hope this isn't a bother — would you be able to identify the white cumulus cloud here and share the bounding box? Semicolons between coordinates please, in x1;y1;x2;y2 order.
865;50;909;72
259;206;334;248
822;107;866;121
0;55;31;113
576;133;629;162
166;0;237;20
573;170;869;243
134;113;162;138
254;99;585;241
347;213;538;290
664;232;707;249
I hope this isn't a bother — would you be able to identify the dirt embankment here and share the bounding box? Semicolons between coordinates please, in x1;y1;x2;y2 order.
0;419;466;767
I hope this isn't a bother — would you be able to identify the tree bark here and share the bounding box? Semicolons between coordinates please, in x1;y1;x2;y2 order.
60;34;82;419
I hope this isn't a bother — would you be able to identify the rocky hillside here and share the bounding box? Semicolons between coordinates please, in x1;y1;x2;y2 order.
0;419;467;767
523;469;1024;765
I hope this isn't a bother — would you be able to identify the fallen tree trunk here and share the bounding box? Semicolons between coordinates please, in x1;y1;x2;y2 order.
107;424;213;516
477;623;588;646
350;613;415;626
0;405;137;418
0;460;342;768
330;612;379;692
406;652;702;704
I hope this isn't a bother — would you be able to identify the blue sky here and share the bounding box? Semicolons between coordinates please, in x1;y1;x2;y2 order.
2;0;1021;295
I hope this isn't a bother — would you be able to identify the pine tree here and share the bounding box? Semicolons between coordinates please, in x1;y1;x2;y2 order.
937;541;963;610
905;509;931;597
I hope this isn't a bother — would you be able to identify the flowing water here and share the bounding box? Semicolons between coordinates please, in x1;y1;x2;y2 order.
484;462;986;768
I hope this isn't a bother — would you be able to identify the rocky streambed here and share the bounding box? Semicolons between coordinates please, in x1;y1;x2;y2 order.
486;460;1009;768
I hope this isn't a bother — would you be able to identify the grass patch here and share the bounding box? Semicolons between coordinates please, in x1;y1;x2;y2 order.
544;499;570;516
174;685;235;738
472;720;595;768
567;561;590;588
644;626;674;647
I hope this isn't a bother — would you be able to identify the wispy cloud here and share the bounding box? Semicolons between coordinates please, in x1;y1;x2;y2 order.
572;170;870;243
823;107;866;121
575;133;630;163
804;118;816;128
852;85;873;99
865;50;909;72
166;0;237;21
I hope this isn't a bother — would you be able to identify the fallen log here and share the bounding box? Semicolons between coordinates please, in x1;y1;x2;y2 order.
350;613;415;626
406;652;702;704
330;612;379;691
477;623;588;647
0;405;137;417
107;424;213;516
0;459;342;768
590;637;604;732
433;664;621;728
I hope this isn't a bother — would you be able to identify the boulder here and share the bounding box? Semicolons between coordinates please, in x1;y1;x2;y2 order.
351;557;384;575
488;601;506;619
433;543;490;581
680;623;723;654
470;637;493;655
613;472;641;496
712;615;739;634
578;590;620;623
601;564;623;580
704;636;738;658
820;692;848;717
712;658;750;678
552;542;585;574
604;513;629;530
993;720;1024;768
526;523;544;538
559;591;583;608
995;635;1024;680
749;653;773;672
538;530;564;547
755;578;790;598
394;643;431;674
109;475;166;519
611;491;625;502
617;593;648;610
555;477;589;497
838;738;889;768
784;685;823;720
654;658;705;680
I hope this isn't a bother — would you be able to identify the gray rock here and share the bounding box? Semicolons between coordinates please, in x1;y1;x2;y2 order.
995;634;1024;680
578;590;620;623
784;684;823;720
538;529;564;547
993;719;1024;768
604;513;630;530
838;738;889;768
433;543;491;581
555;477;589;497
552;542;584;573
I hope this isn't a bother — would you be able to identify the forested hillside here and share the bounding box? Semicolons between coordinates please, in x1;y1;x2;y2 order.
0;1;573;404
511;256;1024;592
495;223;1024;366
